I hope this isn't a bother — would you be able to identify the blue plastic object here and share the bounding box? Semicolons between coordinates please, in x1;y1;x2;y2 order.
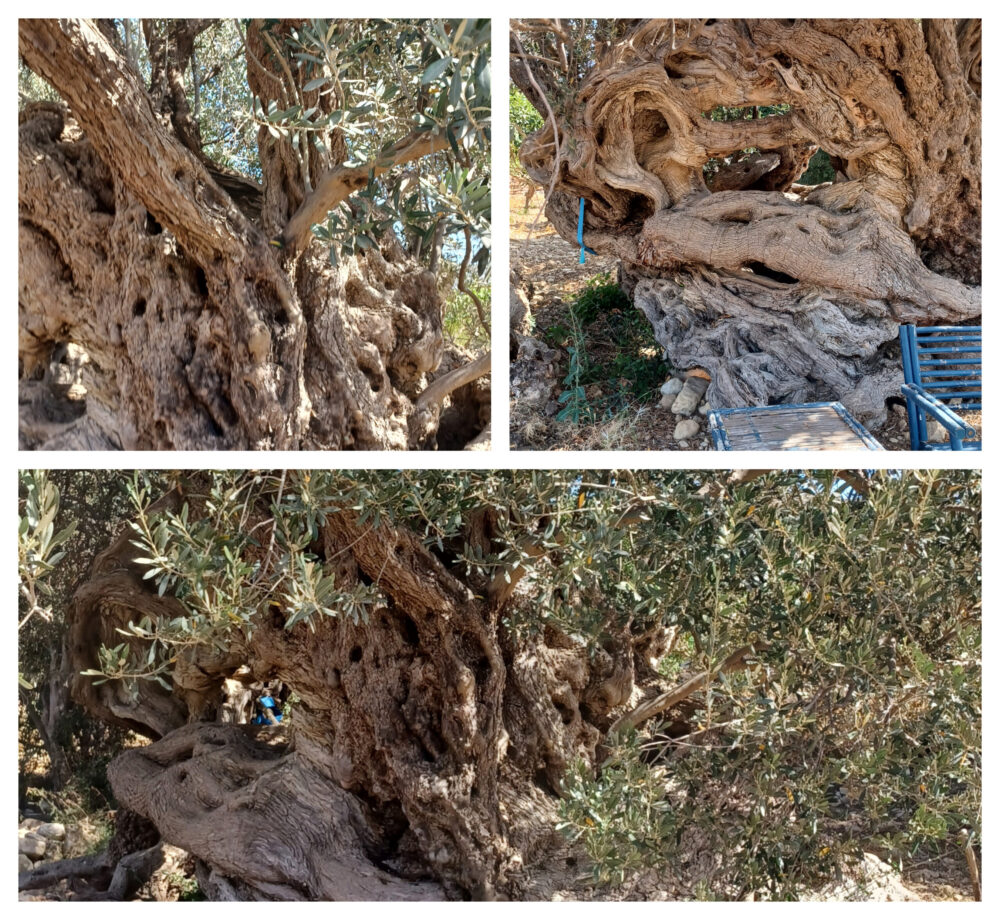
899;324;981;451
577;197;597;264
253;695;283;725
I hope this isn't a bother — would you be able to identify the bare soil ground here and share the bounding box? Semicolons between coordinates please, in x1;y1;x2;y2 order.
510;178;942;452
511;181;705;451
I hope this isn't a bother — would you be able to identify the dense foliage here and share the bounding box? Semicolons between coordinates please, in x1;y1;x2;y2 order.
18;472;136;812
509;85;543;170
285;19;491;275
556;471;980;896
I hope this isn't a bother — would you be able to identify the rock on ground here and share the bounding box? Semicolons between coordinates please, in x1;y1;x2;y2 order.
674;418;701;440
671;377;710;416
804;853;919;901
19;831;46;860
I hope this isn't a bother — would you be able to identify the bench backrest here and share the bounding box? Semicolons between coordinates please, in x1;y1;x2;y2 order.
899;325;981;408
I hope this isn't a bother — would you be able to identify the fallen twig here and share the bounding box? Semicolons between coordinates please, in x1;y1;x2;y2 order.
611;642;763;734
960;829;981;901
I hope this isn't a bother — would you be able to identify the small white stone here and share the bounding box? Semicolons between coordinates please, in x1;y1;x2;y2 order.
660;377;684;396
671;377;710;416
678;440;689;449
659;392;677;411
674;418;701;440
35;823;66;841
18;854;33;873
698;401;711;416
19;834;46;860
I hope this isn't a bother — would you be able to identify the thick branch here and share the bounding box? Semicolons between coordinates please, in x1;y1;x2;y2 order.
611;643;760;733
19;19;254;265
637;191;980;320
18;852;111;892
416;352;491;412
282;130;445;251
325;509;476;617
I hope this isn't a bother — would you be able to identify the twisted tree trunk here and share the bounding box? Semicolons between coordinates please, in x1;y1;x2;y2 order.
513;19;980;423
64;486;656;899
19;19;485;450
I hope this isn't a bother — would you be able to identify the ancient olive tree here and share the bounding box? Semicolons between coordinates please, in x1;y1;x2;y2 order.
25;469;980;900
19;19;491;450
511;19;980;422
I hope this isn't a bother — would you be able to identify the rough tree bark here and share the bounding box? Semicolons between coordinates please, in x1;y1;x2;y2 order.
18;19;489;450
512;19;980;423
60;478;704;900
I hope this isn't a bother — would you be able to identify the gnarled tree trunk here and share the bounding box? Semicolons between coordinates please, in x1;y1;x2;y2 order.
64;485;646;900
512;19;980;423
19;19;487;450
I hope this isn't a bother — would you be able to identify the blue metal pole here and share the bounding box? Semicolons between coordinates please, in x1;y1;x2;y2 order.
578;197;586;264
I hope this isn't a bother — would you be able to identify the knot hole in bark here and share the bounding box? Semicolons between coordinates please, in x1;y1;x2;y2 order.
743;261;799;284
398;614;419;646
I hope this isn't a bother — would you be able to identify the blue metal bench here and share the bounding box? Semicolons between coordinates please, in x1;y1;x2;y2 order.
899;325;981;451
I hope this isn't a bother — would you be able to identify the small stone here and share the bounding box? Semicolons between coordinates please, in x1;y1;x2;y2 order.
678;440;688;449
19;833;46;860
18;854;33;873
891;403;906;418
698;400;711;416
35;823;66;841
674;418;701;440
660;377;684;397
659;392;677;411
671;376;710;415
925;420;948;442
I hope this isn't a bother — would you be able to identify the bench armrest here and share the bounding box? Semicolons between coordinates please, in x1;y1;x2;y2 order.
900;383;977;439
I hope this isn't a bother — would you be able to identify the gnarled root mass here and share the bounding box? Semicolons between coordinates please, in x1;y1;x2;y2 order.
514;19;980;421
